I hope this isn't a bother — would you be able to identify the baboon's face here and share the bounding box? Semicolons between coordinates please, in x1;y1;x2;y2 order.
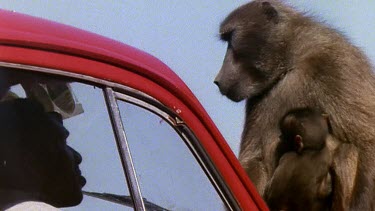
214;42;260;102
214;1;279;102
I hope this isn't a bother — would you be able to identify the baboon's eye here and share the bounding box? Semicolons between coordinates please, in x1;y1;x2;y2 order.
220;30;233;42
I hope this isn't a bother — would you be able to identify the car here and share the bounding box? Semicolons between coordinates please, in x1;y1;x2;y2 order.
0;9;268;211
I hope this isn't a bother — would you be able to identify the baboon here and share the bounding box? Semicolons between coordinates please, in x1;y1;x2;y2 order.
265;108;333;210
214;0;375;209
276;107;330;158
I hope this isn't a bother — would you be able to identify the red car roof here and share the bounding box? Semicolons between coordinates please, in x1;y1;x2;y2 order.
0;9;185;92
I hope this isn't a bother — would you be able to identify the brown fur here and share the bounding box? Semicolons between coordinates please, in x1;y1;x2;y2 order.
266;108;333;211
265;149;333;211
215;0;375;210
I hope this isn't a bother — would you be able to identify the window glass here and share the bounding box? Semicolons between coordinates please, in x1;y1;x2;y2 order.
118;100;226;211
0;68;132;210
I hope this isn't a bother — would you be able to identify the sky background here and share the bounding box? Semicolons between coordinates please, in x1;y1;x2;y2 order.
1;0;374;155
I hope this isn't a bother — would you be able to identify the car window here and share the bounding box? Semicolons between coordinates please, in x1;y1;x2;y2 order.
118;100;226;211
0;67;132;210
62;83;131;211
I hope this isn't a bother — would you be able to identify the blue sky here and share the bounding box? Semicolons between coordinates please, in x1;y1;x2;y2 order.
1;0;374;155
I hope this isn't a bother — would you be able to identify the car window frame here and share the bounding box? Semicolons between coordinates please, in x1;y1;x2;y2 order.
0;61;240;211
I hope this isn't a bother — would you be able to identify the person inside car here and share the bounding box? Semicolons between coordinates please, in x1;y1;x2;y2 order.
0;99;86;210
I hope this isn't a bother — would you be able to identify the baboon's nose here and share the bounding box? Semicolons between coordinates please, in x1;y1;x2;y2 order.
214;80;220;87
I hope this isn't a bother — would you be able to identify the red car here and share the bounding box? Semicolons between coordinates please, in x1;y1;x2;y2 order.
0;10;268;211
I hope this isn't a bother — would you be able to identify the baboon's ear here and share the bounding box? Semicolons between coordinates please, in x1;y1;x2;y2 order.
294;135;304;154
261;1;279;23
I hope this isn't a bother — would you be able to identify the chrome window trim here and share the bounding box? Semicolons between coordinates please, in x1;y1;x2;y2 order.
0;62;240;210
104;88;146;211
115;91;239;211
0;62;159;105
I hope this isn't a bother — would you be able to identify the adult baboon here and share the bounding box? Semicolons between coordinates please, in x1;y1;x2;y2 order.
214;0;375;209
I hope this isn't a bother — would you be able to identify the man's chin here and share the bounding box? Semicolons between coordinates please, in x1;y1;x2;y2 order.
45;181;85;207
46;193;83;208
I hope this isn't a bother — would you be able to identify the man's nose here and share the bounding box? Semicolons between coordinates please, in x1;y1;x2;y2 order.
68;146;82;164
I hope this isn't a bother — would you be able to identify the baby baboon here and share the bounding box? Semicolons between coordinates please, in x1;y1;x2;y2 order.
277;107;331;156
265;108;332;211
214;0;375;209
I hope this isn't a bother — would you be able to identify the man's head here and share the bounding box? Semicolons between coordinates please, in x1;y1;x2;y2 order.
0;99;85;207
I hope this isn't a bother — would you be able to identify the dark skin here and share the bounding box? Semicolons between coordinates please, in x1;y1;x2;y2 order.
0;99;86;209
214;1;374;209
265;108;333;211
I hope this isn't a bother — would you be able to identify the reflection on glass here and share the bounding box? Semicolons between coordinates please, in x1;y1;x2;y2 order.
118;101;225;211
